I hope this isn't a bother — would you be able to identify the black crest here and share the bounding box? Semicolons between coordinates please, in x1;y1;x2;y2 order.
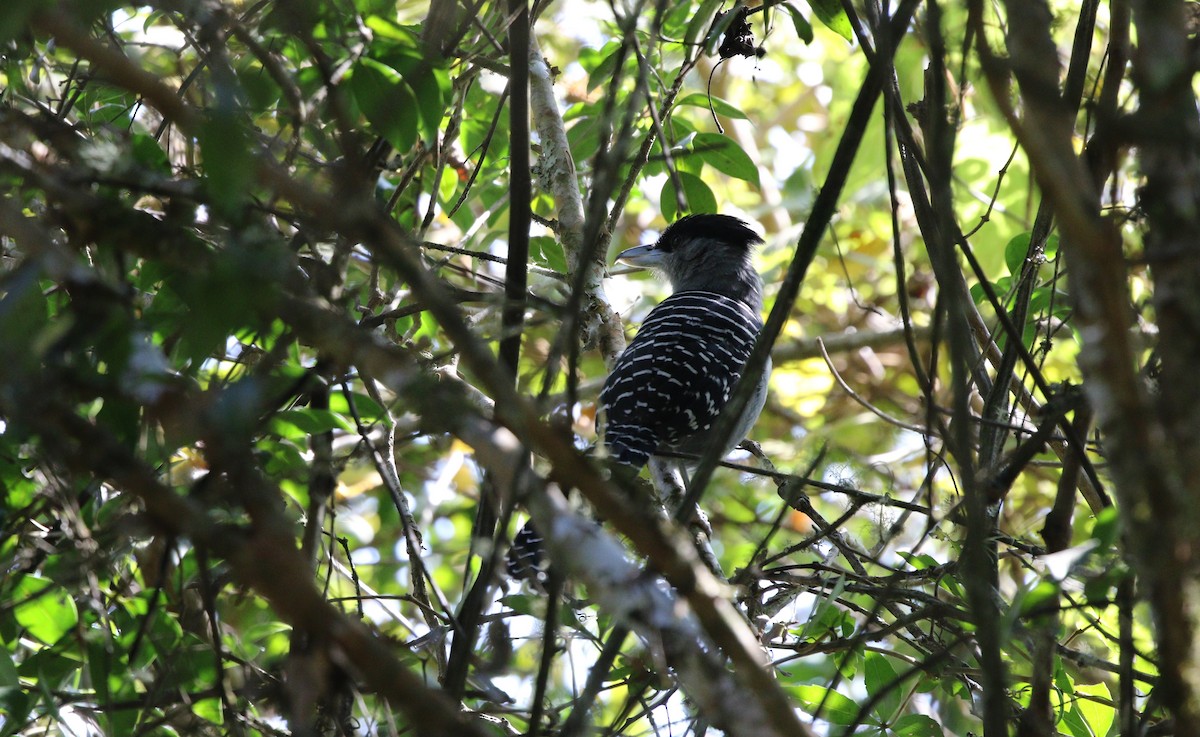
657;214;763;253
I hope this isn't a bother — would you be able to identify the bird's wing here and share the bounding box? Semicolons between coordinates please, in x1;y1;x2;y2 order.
599;291;761;466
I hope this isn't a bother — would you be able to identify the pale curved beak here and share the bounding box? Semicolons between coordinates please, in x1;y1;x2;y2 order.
613;243;666;268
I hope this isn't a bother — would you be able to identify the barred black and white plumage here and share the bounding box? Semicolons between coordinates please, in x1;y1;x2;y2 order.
506;214;770;585
599;214;769;469
504;521;547;585
600;290;762;467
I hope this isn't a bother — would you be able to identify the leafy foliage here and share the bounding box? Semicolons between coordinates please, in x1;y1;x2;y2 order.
0;1;1191;736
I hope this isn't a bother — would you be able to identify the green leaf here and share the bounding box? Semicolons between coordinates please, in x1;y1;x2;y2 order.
1055;663;1077;695
579;41;619;75
0;265;49;373
193;697;223;724
795;575;850;642
675;92;749;120
782;2;815;43
531;236;568;274
684;0;723;46
350;57;419;151
790;685;861;725
673;132;703;174
1090;506;1120;548
0;649;18;688
500;594;540;617
969;275;1011;308
437;165;460;203
1028;284;1071;319
898;552;940;570
235;57;282;112
1083;568;1118;603
130;133;171;175
0;456;36;510
0;683;31;737
661;171;717;221
1019;579;1061;617
937;571;966;601
168;245;284;365
329;391;388;425
805;0;854;40
1061;706;1095;737
387;54;452;145
691;132;760;186
586;44;624;91
96;396;140;446
12;576;78;645
567;112;602;163
363;15;421;44
704;7;744;56
411;67;451;144
893;714;945;737
273;408;356;436
864;652;901;721
1044;233;1061;261
0;0;40;45
1076;682;1115;737
1004;232;1033;275
199;108;254;216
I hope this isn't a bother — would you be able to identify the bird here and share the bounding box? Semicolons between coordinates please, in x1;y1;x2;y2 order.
506;213;771;584
598;213;769;469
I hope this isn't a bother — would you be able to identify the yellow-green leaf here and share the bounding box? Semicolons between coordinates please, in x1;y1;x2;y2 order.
806;0;853;40
12;576;78;645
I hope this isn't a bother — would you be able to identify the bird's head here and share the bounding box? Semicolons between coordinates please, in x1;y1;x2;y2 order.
614;214;764;310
